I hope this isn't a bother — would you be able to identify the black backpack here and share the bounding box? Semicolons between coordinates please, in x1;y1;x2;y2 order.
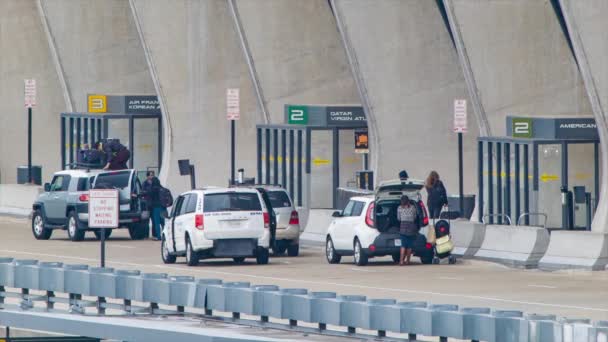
159;187;173;208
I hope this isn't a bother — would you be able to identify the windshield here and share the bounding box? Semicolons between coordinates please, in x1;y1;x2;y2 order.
203;192;262;212
267;191;292;208
94;171;131;189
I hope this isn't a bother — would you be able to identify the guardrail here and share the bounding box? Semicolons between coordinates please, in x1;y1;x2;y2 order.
0;257;606;341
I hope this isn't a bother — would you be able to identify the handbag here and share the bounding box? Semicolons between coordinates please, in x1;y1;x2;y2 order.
435;235;454;254
427;224;436;244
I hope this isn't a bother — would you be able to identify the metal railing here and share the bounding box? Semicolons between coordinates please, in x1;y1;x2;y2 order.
482;214;512;225
517;212;548;228
0;257;606;342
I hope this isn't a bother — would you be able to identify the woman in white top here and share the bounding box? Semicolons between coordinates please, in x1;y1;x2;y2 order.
397;195;419;265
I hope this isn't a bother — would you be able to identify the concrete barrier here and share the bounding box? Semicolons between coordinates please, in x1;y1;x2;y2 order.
538;231;608;271
300;209;335;244
451;220;486;257
0;184;41;217
474;225;550;268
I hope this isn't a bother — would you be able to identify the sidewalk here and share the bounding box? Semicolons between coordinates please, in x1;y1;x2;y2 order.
0;184;40;217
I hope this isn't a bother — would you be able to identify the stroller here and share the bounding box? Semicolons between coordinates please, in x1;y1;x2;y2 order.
430;209;457;265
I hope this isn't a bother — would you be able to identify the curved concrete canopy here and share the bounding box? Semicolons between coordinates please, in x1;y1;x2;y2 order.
332;0;479;194
445;0;591;136
131;0;263;194
560;0;608;233
40;0;156;112
0;0;65;183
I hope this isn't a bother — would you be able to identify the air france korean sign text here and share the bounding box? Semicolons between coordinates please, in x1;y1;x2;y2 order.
88;189;119;228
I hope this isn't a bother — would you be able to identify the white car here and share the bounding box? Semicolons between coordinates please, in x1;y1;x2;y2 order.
325;179;434;266
161;187;271;266
260;187;303;256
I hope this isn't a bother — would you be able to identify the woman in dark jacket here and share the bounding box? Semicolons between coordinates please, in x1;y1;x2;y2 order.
148;177;163;240
425;171;448;219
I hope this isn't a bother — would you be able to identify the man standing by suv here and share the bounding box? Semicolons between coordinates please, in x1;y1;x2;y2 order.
143;171;164;240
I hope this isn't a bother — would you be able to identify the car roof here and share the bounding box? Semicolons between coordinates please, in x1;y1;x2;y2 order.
54;169;103;177
350;196;374;202
188;187;261;195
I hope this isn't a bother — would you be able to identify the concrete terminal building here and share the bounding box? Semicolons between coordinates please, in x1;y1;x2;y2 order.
1;0;607;234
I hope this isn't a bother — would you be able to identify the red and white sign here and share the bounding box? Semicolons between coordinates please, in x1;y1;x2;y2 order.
453;99;467;133
88;189;119;228
24;79;36;108
226;88;240;120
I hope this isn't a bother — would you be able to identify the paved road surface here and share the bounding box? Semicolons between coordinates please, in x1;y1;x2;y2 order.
1;216;607;323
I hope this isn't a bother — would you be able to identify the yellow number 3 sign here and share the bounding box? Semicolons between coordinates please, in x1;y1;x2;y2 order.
88;95;107;113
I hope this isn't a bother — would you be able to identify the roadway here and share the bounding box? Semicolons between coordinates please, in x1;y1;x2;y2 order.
1;215;607;323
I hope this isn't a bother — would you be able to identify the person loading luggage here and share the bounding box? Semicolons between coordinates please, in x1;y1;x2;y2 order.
101;140;130;170
397;195;419;265
425;171;448;219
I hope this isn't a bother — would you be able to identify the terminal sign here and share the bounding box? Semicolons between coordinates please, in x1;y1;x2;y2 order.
88;189;119;228
24;79;36;108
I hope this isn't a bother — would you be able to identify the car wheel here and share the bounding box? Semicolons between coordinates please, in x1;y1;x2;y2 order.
32;210;52;240
67;212;85;242
93;229;112;240
392;254;400;264
287;243;299;257
256;247;269;265
233;257;245;264
128;221;148;240
448;255;457;265
353;239;368;266
272;241;287;255
420;255;433;265
185;236;199;266
325;238;341;264
161;236;176;264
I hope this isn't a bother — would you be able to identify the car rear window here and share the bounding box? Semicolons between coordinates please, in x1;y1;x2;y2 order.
76;177;95;191
94;171;130;189
204;192;262;212
267;191;292;208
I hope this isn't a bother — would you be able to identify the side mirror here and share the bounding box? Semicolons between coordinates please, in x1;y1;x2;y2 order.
44;183;51;192
332;211;342;218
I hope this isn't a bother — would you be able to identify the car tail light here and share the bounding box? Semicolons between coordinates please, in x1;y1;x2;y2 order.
289;210;299;225
369;244;376;252
425;243;432;249
195;214;204;230
79;194;89;202
263;212;270;229
365;203;375;228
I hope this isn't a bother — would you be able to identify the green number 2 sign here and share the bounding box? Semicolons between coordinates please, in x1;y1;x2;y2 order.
288;106;308;125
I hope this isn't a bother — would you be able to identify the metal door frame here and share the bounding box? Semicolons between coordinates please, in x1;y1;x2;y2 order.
478;136;599;228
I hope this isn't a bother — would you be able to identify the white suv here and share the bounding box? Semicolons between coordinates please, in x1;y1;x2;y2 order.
325;179;433;266
161;187;271;266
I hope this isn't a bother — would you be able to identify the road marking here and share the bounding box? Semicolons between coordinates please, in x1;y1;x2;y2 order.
1;248;606;314
108;244;137;249
349;267;376;273
437;276;464;281
528;284;557;289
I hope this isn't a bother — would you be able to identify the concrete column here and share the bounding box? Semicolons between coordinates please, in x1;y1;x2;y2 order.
332;0;479;194
0;0;65;184
560;0;608;233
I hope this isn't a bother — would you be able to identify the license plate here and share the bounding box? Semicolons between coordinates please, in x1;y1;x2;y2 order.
394;239;402;247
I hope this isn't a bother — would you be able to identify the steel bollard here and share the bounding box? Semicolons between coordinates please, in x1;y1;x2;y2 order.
494;310;527;342
281;288;309;323
338;295;367;334
461;307;493;342
366;299;397;335
0;258;15;288
526;314;559;342
561;318;592;342
63;264;90;295
194;278;222;311
169;276;196;308
114;269;142;302
224;282;253;315
252;285;279;320
38;262;64;293
142;273;170;305
206;281;229;312
14;259;39;290
430;304;464;340
309;292;339;327
89;267;116;298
